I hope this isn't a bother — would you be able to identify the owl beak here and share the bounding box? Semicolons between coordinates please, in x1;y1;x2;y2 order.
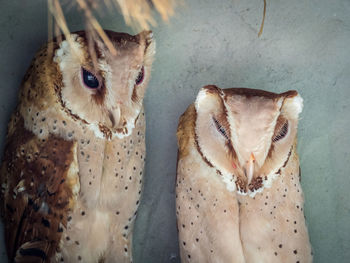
245;153;255;184
107;108;121;128
108;110;116;127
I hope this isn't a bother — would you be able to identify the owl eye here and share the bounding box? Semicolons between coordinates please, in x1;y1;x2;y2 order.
135;66;144;85
272;121;289;142
213;117;229;140
82;68;100;89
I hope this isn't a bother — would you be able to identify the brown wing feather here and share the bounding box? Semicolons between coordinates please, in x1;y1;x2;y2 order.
0;111;79;262
176;104;196;160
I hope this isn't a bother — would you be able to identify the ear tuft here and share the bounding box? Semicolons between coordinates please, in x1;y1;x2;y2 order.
195;88;208;109
283;93;303;119
143;31;156;66
292;94;303;114
195;85;220;110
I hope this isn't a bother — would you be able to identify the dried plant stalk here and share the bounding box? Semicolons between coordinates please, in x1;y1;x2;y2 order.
76;0;117;55
48;0;78;53
48;0;177;56
258;0;267;37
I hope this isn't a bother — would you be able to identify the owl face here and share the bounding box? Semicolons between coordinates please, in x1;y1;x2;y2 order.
53;30;155;139
195;85;303;195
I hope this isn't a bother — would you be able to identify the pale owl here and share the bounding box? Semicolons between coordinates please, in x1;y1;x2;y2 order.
176;85;312;263
0;30;155;263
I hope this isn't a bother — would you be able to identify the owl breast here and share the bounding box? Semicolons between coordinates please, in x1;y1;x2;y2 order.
61;110;145;263
27;104;147;262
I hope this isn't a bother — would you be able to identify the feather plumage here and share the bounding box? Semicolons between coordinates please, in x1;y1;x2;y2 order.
176;86;312;262
1;29;155;262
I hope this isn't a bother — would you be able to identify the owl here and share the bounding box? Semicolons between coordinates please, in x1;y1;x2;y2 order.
0;30;155;263
176;85;312;263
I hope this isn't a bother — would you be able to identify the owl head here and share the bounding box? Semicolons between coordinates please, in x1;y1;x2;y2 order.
194;85;303;195
20;30;155;140
54;30;155;138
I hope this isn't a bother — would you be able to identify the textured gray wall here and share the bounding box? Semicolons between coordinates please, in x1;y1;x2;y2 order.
1;0;350;262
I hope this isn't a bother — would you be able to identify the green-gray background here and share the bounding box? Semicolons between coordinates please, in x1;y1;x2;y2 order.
0;0;349;262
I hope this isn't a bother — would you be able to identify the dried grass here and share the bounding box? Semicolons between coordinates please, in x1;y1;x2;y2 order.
48;0;177;56
258;0;267;37
47;0;266;59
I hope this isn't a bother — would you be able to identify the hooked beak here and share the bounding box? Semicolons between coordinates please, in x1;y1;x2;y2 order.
245;153;255;184
108;110;116;127
107;108;121;128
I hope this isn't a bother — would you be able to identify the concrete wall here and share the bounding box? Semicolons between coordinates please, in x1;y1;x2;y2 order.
1;0;349;262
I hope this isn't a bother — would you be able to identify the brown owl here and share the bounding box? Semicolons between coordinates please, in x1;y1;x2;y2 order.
0;30;155;262
176;85;312;263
